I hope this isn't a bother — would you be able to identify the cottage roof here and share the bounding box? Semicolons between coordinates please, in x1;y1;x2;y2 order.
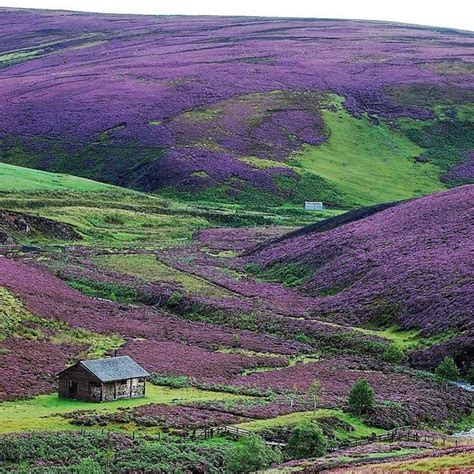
61;356;150;382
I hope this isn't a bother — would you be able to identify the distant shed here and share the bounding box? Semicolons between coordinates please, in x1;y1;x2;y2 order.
57;356;150;402
304;201;324;211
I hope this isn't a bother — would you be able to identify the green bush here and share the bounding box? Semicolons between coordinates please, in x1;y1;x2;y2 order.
348;379;376;414
435;357;460;381
286;419;328;459
225;434;281;473
382;345;405;364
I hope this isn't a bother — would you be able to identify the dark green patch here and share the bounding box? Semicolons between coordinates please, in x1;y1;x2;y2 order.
245;262;313;288
402;120;474;178
66;278;144;303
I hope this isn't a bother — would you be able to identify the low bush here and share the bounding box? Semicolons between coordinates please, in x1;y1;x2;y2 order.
286;419;328;459
225;434;282;473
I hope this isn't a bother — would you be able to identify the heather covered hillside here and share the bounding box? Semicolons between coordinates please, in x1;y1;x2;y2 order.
247;186;474;369
1;9;473;207
0;8;473;472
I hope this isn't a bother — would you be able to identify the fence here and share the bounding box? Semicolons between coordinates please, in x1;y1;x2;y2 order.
181;424;474;451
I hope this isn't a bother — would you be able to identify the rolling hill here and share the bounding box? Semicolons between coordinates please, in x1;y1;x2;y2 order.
1;9;473;207
246;185;474;370
0;9;472;472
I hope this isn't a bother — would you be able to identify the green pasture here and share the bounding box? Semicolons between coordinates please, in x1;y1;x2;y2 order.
0;162;119;192
0;385;252;434
369;451;474;472
92;254;231;297
291;101;445;207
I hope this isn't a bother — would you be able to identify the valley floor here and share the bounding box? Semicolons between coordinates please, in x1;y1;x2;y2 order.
0;165;472;472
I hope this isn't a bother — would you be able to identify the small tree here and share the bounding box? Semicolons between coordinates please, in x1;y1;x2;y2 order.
348;379;375;415
289;384;299;408
382;345;405;364
225;434;281;473
286;420;328;459
435;357;460;381
309;380;321;414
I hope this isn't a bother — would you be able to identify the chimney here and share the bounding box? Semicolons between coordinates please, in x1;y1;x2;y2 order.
114;349;118;357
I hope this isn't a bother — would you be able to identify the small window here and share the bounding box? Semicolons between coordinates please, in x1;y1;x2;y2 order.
69;380;78;393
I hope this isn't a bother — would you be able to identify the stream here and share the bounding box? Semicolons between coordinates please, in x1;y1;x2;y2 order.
450;381;474;438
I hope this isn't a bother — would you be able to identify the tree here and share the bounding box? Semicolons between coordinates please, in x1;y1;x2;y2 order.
435;357;460;381
309;380;321;414
225;434;281;473
286;420;328;459
348;379;375;414
288;384;299;408
382;345;405;364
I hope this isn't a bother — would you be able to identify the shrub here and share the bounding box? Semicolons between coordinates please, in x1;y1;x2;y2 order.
286;419;328;459
225;434;281;473
466;364;474;385
348;379;376;414
295;333;310;344
164;291;183;307
435;357;460;381
382;344;405;364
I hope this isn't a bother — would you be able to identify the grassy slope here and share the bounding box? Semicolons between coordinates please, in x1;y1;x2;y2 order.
235;409;385;439
0;162;118;192
0;163;329;248
292;104;445;207
366;451;474;472
92;254;231;297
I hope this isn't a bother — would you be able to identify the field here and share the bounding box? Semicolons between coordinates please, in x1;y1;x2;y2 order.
292;102;445;207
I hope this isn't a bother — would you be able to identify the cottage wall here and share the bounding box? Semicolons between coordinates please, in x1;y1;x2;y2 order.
102;378;146;401
58;365;102;401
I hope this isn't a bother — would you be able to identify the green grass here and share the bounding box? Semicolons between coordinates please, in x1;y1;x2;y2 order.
92;254;231;297
239;156;293;170
0;163;329;249
0;50;42;64
0;385;252;434
66;278;145;303
0;163;119;192
291;98;445;207
370;451;474;472
245;261;313;287
234;409;384;439
349;325;422;350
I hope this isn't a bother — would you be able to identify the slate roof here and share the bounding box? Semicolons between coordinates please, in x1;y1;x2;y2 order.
75;356;150;382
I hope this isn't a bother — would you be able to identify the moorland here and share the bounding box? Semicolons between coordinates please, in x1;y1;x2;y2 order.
0;8;473;473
